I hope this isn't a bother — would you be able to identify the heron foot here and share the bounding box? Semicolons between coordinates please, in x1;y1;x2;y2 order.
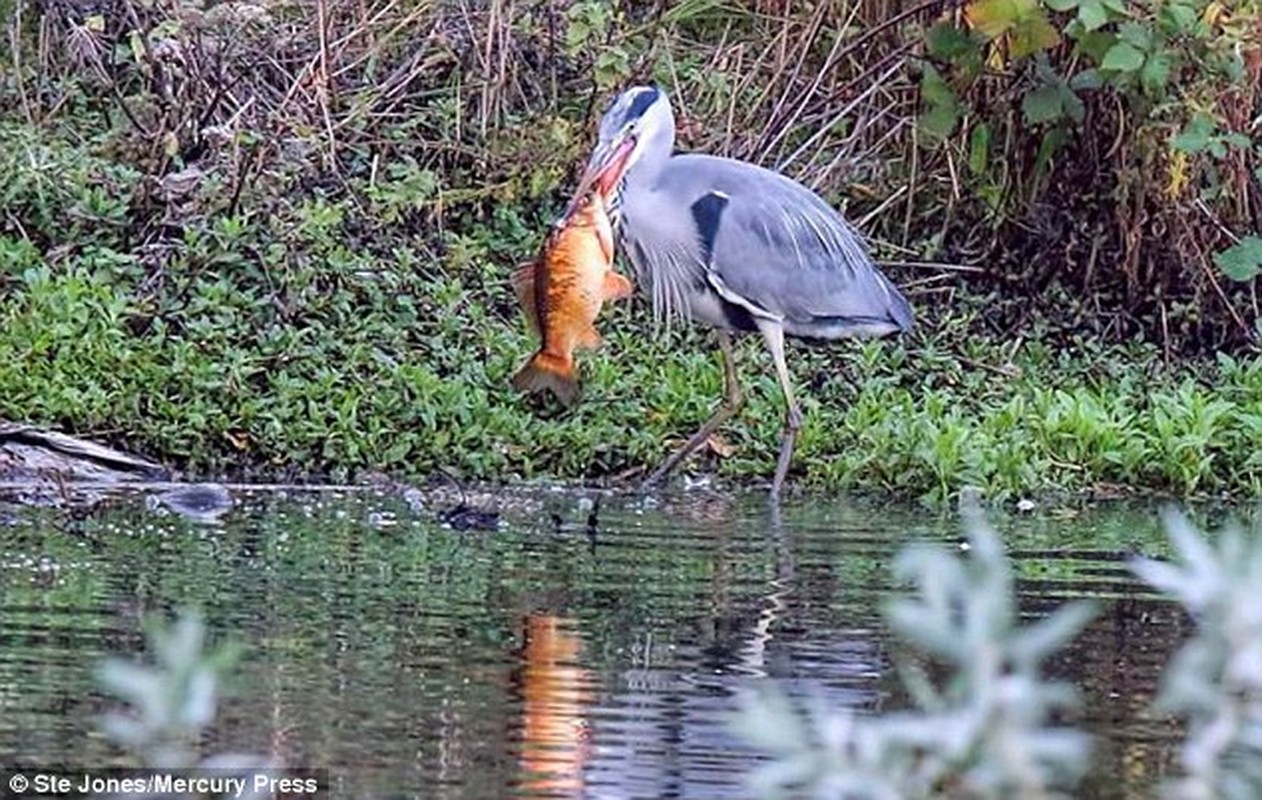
642;331;745;493
641;420;720;491
769;406;803;500
642;394;745;492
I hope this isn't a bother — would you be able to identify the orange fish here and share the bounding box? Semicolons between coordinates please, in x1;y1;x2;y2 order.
511;190;634;406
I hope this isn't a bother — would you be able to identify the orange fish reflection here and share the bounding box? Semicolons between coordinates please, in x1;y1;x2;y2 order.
517;614;594;796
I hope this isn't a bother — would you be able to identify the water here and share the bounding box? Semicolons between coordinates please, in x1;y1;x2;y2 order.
0;486;1207;798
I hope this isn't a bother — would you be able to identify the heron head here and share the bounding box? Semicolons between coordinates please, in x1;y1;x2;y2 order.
566;85;673;216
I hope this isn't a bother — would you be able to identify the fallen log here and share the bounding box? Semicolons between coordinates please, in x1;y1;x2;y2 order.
0;423;172;484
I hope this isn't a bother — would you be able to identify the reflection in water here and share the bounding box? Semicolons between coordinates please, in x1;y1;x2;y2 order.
148;482;234;524
516;615;593;796
0;489;1193;799
733;506;793;677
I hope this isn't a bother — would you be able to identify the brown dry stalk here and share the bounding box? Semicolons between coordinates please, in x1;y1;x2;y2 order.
9;0;34;125
8;0;1254;348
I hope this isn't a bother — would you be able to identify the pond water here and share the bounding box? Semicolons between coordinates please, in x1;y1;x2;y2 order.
0;485;1211;798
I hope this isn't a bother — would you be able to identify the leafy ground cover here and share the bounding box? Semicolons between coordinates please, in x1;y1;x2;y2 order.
1;125;1258;502
1;1;1258;502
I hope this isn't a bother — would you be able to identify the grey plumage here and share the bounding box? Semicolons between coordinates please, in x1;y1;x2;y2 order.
572;85;913;498
622;153;913;338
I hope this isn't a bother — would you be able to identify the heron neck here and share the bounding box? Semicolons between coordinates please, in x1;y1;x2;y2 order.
613;129;672;234
625;134;671;193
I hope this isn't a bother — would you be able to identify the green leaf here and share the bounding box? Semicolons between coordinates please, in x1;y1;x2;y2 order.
1222;132;1252;150
962;0;1060;58
921;102;962;142
1022;85;1064;124
926;22;977;60
969;123;991;175
564;18;589;51
920;64;957;107
594;48;629;90
1069;68;1103;90
1141;51;1172;96
1100;41;1144;72
128;31;147;63
1033;53;1060;82
1045;0;1078;9
1172;114;1215;154
1214;236;1262;282
1010;13;1061;56
1034;127;1068;175
967;0;1022;38
1161;3;1198;33
1061;85;1085;123
383;438;414;463
1077;0;1109;30
1117;22;1152;49
1223;51;1246;82
1074;29;1116;61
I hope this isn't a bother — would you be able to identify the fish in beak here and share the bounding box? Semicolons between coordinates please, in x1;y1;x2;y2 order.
562;134;637;223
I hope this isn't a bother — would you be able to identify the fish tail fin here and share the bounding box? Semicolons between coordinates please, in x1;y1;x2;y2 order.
512;352;580;407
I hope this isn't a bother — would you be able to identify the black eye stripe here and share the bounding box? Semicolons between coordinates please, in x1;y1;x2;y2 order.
622;87;659;126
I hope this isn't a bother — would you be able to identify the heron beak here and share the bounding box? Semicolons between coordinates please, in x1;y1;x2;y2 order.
564;135;637;219
591;135;637;196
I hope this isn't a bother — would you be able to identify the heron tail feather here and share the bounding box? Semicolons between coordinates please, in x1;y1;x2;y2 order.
512;352;580;407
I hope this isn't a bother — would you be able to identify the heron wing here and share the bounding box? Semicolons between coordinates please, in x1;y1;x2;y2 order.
665;155;913;333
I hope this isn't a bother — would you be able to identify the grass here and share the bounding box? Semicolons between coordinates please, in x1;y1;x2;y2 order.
0;127;1259;502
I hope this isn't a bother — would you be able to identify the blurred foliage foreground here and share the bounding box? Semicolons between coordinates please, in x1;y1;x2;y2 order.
0;0;1260;500
740;509;1262;800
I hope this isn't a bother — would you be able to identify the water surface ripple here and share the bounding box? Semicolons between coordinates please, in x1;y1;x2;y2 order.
0;489;1194;798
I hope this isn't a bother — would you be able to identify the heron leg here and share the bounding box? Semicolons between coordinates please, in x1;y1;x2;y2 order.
755;319;802;500
643;329;744;489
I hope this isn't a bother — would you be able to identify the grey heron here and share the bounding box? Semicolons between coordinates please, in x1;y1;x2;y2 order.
569;85;913;498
